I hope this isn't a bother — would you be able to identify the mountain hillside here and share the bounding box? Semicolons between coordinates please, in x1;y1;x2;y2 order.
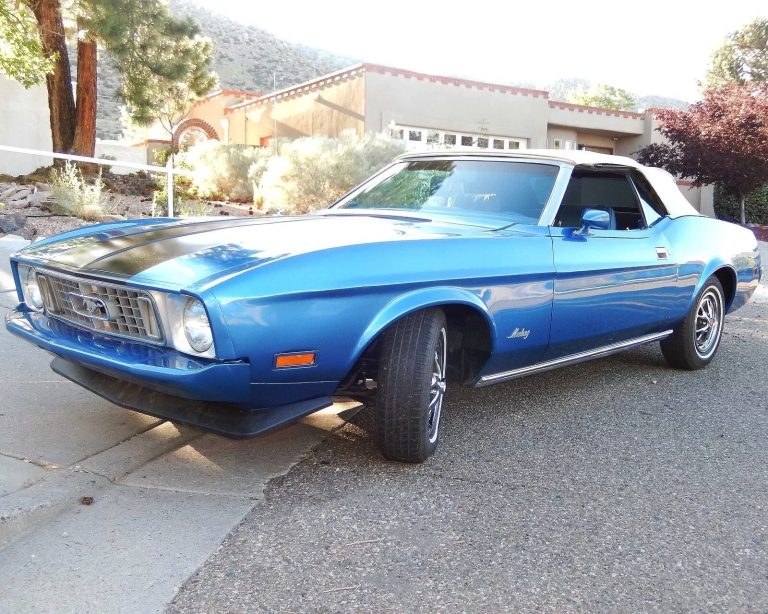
95;0;354;138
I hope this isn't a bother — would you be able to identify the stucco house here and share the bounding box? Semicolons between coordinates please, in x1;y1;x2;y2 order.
140;62;712;215
0;75;52;175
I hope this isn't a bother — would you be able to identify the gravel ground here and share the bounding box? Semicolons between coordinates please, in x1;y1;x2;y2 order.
169;250;768;614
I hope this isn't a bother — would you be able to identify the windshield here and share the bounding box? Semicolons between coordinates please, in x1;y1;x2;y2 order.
334;160;560;225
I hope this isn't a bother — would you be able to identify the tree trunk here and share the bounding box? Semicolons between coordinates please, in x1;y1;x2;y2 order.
71;31;98;159
740;195;746;226
30;0;75;154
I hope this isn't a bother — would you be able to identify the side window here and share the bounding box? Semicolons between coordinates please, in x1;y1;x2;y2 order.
631;171;668;227
553;170;647;231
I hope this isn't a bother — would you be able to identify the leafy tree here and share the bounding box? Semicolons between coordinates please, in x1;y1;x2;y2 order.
637;84;768;225
548;77;590;103
570;83;637;111
706;18;768;88
0;0;54;87
0;0;216;157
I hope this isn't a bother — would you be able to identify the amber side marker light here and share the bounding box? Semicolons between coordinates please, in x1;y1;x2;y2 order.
274;352;317;368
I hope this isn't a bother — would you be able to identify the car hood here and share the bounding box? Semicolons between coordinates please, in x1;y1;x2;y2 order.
17;213;495;289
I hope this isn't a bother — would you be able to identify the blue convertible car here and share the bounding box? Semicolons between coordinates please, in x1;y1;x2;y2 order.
5;150;762;462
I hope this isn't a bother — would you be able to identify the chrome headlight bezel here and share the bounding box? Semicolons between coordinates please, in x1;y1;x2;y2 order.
150;291;217;358
182;297;213;353
18;264;44;312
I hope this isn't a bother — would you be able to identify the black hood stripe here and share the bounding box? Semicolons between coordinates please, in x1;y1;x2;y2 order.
22;216;305;270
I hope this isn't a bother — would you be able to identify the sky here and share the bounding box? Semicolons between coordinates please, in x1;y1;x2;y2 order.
195;0;767;102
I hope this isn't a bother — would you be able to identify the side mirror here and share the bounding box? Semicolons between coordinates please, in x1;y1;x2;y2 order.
575;208;610;236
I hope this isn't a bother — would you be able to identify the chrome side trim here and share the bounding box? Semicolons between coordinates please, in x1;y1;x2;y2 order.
476;330;673;387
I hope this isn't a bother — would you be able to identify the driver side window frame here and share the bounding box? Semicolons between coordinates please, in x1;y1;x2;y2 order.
552;168;658;232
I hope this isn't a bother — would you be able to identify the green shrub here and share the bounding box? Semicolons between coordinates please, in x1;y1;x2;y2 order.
49;162;105;221
176;141;269;201
178;199;213;217
259;131;405;214
152;147;172;167
167;132;405;213
714;184;768;225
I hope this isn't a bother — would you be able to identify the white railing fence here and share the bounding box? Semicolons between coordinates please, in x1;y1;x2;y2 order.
0;144;191;217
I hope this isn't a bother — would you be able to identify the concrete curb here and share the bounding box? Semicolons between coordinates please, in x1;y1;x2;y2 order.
0;468;110;550
0;421;202;550
80;421;202;481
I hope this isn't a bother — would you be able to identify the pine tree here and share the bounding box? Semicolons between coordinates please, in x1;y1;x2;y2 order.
706;18;768;88
0;0;217;157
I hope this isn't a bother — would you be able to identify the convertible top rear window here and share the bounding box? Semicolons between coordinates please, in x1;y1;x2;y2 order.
335;160;559;224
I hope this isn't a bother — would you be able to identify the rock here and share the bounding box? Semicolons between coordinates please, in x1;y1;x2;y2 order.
6;186;33;202
0;213;26;234
0;185;21;201
27;190;52;208
16;226;38;241
7;198;31;210
97;214;127;222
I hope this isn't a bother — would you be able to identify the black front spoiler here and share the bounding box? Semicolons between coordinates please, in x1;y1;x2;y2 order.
51;357;333;438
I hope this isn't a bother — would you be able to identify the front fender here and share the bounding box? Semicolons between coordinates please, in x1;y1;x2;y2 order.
350;286;497;363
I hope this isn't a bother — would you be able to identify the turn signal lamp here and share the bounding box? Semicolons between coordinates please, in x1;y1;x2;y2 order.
275;352;316;368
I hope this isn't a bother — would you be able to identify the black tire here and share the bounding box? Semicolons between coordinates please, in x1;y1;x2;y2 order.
374;308;447;463
661;276;725;370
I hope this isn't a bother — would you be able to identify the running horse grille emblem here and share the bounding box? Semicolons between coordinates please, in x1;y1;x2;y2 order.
68;293;112;321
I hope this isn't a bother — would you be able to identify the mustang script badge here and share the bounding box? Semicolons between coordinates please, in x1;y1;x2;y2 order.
507;327;531;340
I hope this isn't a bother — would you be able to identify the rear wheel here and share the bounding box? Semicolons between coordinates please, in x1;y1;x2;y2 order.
374;308;447;463
661;276;725;370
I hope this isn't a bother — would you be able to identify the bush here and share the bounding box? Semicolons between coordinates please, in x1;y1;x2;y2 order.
176;142;269;201
259;131;405;213
177;199;213;217
49;162;105;221
152;147;172;167
167;132;405;214
714;183;768;225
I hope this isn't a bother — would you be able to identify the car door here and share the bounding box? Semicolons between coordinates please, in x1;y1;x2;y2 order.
545;169;679;359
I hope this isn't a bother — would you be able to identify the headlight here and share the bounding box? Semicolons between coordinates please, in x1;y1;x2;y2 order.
182;297;213;353
20;265;44;311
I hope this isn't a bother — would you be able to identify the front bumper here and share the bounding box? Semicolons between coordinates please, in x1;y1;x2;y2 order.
5;308;333;437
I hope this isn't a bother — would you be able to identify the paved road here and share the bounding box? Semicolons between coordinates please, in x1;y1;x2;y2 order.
171;247;768;613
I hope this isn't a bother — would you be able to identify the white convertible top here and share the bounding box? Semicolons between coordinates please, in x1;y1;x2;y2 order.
398;149;701;219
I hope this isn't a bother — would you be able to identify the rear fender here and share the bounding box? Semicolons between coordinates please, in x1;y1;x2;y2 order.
687;261;738;314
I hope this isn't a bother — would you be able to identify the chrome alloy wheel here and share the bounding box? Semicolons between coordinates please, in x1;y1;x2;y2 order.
694;287;723;359
427;326;447;444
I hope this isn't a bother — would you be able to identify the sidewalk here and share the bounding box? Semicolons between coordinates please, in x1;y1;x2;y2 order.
0;238;352;612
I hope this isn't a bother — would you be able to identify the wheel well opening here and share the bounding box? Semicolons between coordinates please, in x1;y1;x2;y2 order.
337;304;493;400
442;305;493;384
713;267;737;312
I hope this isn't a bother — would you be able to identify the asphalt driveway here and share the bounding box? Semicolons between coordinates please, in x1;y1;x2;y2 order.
170;245;768;613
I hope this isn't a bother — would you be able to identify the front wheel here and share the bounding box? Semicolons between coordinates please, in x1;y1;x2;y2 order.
661;276;725;370
374;308;447;463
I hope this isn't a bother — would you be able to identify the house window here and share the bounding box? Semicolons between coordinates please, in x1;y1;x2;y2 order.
493;139;505;149
461;135;474;146
391;129;404;140
444;134;457;146
409;130;422;142
477;137;489;149
552;139;562;149
426;131;440;144
508;141;521;149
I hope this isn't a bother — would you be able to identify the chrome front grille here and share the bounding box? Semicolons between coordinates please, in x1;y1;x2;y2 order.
37;271;163;344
